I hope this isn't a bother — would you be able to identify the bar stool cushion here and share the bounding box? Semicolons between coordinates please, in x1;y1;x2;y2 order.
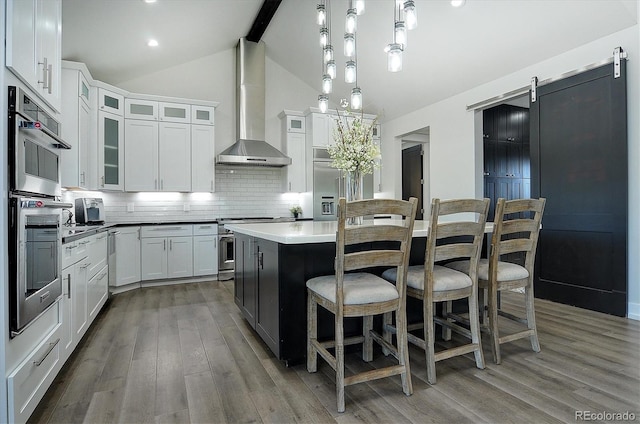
307;272;399;305
382;265;472;292
446;259;529;282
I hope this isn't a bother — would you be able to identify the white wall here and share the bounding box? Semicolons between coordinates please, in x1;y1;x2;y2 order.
382;25;640;319
117;47;319;155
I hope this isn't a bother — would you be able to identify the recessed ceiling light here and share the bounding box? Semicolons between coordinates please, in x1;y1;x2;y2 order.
144;0;157;3
147;39;159;47
451;0;466;7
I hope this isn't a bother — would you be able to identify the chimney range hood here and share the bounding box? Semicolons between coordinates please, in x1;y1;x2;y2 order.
217;38;291;167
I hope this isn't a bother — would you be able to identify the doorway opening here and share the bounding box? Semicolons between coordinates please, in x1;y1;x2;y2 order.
401;128;429;220
481;94;531;220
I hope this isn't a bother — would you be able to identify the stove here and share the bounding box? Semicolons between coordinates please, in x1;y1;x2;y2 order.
217;217;295;280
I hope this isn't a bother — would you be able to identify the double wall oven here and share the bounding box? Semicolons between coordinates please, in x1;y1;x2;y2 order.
8;86;72;337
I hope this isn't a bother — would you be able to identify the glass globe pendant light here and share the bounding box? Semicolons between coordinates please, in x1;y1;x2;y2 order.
319;28;328;47
326;60;337;79
354;0;365;15
395;21;407;47
345;60;356;83
404;0;417;30
322;74;332;94
316;3;326;26
318;94;329;113
350;87;362;110
345;8;357;34
344;33;355;57
323;44;334;63
385;43;403;72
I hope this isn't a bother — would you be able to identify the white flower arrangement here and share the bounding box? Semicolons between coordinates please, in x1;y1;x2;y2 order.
327;111;381;175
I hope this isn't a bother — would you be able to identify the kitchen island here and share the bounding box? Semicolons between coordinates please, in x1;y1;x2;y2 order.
228;219;492;365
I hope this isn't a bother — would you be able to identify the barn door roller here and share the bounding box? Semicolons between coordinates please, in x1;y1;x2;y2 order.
613;47;627;79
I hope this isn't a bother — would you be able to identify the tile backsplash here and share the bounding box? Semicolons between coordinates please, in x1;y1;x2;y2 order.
62;166;307;223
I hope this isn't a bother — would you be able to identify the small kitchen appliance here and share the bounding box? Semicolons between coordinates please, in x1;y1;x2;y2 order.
75;197;105;224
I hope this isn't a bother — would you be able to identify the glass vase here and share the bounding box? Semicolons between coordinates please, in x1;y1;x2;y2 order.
345;170;364;225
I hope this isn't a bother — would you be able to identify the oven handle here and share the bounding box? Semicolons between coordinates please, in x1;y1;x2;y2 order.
13;110;71;149
36;200;74;209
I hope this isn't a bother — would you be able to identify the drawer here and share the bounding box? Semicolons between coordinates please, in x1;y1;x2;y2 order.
141;225;193;238
62;241;86;269
193;224;217;236
7;326;62;423
88;265;109;321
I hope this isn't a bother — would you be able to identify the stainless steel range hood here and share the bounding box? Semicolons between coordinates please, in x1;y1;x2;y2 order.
217;38;291;167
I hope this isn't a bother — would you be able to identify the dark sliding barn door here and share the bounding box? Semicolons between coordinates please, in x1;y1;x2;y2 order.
530;59;627;316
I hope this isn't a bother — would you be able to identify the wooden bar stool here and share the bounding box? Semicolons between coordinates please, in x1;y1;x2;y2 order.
447;197;546;364
382;198;489;384
306;197;418;412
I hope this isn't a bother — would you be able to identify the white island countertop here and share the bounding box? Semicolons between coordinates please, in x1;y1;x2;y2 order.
225;220;494;245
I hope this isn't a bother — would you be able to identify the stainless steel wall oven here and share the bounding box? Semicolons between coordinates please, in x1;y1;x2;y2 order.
7;86;71;337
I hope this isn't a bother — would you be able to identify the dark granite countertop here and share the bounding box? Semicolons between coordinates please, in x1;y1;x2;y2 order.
62;220;219;243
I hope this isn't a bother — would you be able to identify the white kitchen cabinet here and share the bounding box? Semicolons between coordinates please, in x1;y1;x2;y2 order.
167;237;194;278
193;224;218;276
141;238;168;280
159;122;191;191
113;227;141;287
98;88;124;116
159;102;191;123
280;111;307;192
307;112;332;148
6;321;63;424
87;266;108;321
140;225;194;280
191;124;215;192
61;64;95;189
6;0;62;112
191;105;215;125
98;110;125;191
125;98;158;121
124;120;191;191
124;119;159;191
86;233;108;281
71;257;89;343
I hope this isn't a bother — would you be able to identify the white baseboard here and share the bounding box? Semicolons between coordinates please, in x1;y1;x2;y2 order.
628;302;640;321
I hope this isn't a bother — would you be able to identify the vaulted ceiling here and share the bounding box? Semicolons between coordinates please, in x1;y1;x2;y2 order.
62;0;637;121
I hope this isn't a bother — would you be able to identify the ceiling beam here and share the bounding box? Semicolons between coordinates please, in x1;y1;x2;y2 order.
246;0;282;42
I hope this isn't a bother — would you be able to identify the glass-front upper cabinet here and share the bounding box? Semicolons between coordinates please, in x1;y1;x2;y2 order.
79;72;90;105
159;102;191;123
125;98;158;121
98;88;124;116
98;111;124;190
191;105;215;126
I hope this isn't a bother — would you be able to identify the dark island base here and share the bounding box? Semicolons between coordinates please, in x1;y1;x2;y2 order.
235;234;436;366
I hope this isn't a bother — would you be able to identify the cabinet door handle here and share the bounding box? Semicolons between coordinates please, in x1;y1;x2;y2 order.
258;251;263;269
164;239;166;250
101;176;105;187
170;239;172;250
33;338;60;366
46;63;53;94
68;273;71;298
38;57;49;89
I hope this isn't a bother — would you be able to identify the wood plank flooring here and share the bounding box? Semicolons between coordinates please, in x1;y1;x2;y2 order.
29;281;640;423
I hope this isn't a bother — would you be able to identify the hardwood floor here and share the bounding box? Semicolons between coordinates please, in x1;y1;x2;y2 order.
29;281;640;423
